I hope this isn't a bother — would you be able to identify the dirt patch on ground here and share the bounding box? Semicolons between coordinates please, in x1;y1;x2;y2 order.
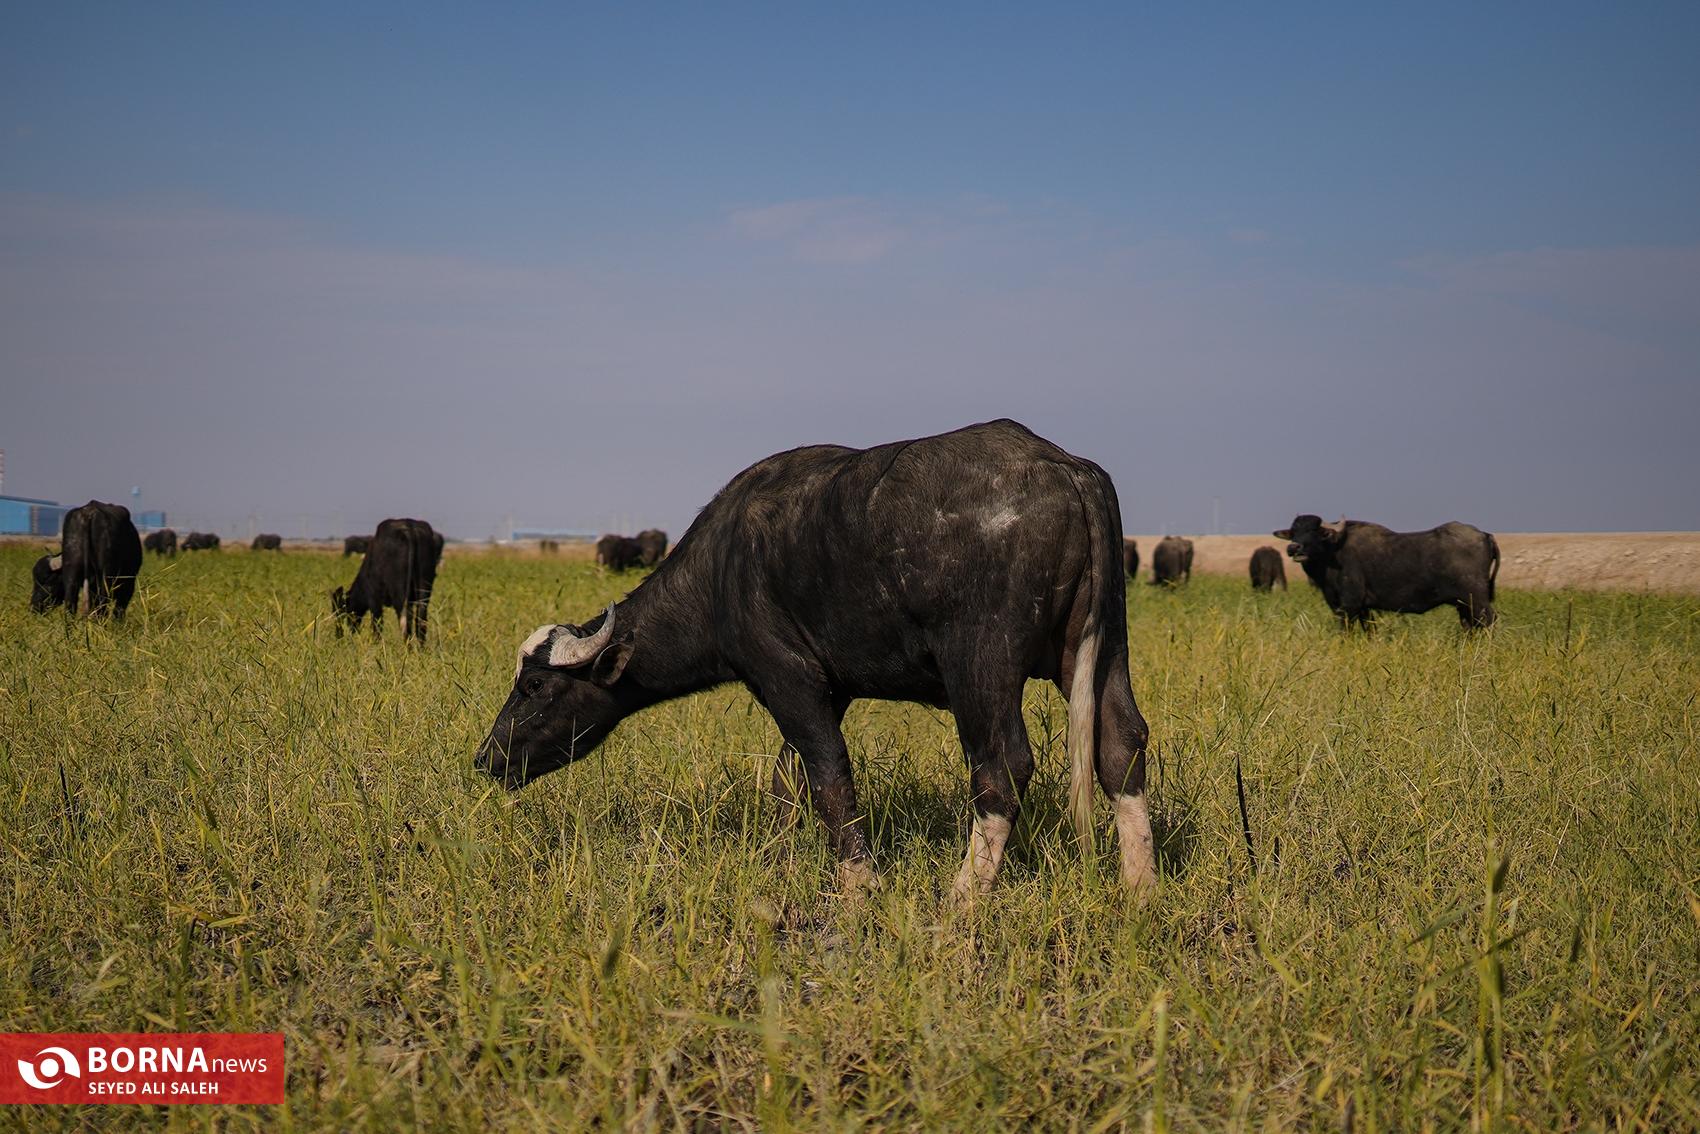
1126;532;1700;595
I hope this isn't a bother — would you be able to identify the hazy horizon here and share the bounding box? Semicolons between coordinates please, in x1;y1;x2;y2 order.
4;4;1697;541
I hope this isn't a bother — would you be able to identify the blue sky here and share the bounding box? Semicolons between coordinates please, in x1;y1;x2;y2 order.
3;2;1697;537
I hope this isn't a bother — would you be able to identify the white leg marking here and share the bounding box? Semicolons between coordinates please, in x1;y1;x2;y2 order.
1114;793;1158;893
837;858;883;897
951;813;1013;900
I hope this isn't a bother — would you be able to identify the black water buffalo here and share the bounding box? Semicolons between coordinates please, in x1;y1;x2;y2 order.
635;529;669;567
595;534;645;571
539;538;560;555
1249;546;1286;592
477;420;1158;898
1274;514;1499;629
331;517;444;642
30;501;143;618
30;554;62;613
1123;538;1140;580
343;535;370;557
143;529;178;556
182;531;221;551
251;533;283;551
1149;536;1193;586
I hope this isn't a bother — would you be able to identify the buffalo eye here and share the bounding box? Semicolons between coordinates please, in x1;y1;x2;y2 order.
522;674;547;698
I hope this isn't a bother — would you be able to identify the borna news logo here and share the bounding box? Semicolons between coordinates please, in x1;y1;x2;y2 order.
16;1047;81;1090
0;1033;284;1105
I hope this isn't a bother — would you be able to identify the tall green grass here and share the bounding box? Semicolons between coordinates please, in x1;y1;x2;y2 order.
2;547;1696;1130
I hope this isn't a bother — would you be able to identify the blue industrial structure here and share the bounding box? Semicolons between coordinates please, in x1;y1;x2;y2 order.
0;495;69;537
510;528;597;542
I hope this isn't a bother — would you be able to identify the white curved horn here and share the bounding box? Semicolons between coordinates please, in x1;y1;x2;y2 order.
548;603;616;668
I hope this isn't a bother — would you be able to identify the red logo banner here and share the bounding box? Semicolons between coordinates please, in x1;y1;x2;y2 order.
0;1033;284;1105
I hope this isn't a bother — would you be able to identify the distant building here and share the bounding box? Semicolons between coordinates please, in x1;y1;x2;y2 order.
0;495;68;537
135;510;168;530
510;528;597;542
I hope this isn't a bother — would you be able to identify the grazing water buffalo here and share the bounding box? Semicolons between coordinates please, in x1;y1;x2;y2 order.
1249;546;1286;592
251;533;283;551
1149;536;1193;586
539;538;560;555
331;518;444;642
343;535;370;557
635;529;669;567
595;534;645;571
477;419;1158;898
1274;514;1499;629
182;531;221;551
1123;538;1140;581
143;529;178;556
31;501;143;618
30;554;62;613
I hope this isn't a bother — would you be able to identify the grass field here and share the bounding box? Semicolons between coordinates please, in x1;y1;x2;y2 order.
2;546;1697;1131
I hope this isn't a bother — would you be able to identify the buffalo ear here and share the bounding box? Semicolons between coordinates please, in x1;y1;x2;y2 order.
589;635;632;687
1272;529;1291;540
1322;515;1348;543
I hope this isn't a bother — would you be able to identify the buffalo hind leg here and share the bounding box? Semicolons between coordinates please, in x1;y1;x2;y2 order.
1056;646;1158;894
110;574;136;621
1098;662;1157;893
948;677;1033;900
765;691;877;894
1457;594;1495;630
404;597;429;643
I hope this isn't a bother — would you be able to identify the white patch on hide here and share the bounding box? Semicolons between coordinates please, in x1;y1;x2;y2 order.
980;506;1019;536
516;624;557;678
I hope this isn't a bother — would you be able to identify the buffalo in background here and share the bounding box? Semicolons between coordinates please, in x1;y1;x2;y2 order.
182;532;221;551
635;529;669;567
251;533;283;551
143;529;178;556
1149;536;1194;586
595;534;645;571
1249;546;1287;592
343;535;370;557
1122;538;1140;581
331;517;445;642
31;500;143;619
1275;514;1499;629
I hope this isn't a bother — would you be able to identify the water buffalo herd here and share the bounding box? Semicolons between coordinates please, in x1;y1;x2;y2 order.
22;420;1508;900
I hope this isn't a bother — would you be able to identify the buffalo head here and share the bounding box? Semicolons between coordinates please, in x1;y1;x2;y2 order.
31;555;64;613
1274;514;1346;562
475;603;633;787
329;585;351;636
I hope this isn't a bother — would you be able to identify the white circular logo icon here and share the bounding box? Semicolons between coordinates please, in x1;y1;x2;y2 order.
17;1047;81;1090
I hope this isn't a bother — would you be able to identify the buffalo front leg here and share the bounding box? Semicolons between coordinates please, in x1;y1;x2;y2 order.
765;692;876;894
770;694;851;827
